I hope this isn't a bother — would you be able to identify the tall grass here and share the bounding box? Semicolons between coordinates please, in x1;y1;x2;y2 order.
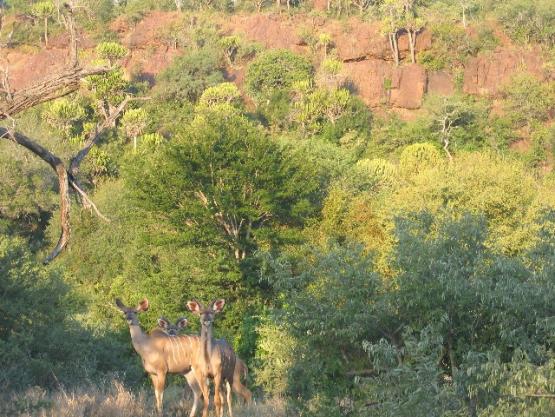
0;380;287;417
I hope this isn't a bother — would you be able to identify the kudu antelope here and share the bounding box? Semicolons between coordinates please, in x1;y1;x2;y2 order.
186;299;249;417
115;298;203;416
154;314;251;416
151;316;188;337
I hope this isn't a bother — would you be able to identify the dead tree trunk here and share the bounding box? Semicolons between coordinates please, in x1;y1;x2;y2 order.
1;128;71;262
407;29;416;63
388;32;400;66
0;5;114;263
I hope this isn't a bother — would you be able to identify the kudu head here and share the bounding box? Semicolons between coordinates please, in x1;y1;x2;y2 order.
157;316;188;336
186;299;225;334
115;298;149;326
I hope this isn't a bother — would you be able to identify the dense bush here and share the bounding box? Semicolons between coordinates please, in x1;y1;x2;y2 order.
155;47;225;102
245;50;313;102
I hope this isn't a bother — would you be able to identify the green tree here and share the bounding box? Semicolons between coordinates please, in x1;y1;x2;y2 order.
245;49;313;102
197;82;241;110
128;110;320;262
42;98;86;139
30;1;54;47
219;35;241;65
95;42;128;67
121;108;148;152
155;47;224;102
501;73;555;127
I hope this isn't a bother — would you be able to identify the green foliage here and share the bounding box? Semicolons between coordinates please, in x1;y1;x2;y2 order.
495;0;555;47
197;82;241;110
418;21;497;70
291;84;372;143
363;326;463;417
260;244;381;406
399;142;442;175
320;57;343;78
501;73;555;127
95;42;128;66
346;158;397;192
0;235;132;389
245;49;313;102
128;109;321;263
30;1;54;17
155;47;225;102
42;98;86;139
85;68;128;105
219;35;241;64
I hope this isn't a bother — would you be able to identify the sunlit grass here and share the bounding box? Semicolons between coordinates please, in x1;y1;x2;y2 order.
0;381;287;417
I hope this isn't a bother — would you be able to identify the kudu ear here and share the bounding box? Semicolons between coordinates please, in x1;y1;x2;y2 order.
136;298;149;312
186;300;202;314
212;299;225;313
115;298;127;311
176;317;188;329
158;317;170;329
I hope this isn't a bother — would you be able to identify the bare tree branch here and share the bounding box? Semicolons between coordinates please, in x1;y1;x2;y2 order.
0;127;71;263
0;65;108;119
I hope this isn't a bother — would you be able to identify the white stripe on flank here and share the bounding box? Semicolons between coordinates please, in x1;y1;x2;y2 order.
169;337;178;367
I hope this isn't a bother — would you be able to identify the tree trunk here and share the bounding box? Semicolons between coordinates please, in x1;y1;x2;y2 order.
408;29;416;63
1;129;70;263
389;32;399;66
44;17;48;47
0;66;108;117
443;134;453;162
462;7;467;28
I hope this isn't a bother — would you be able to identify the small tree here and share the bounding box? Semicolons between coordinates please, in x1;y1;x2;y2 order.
96;42;128;68
245;49;313;102
42;98;86;139
198;82;241;109
403;13;424;64
219;35;241;65
317;33;333;58
380;0;404;66
30;1;55;48
319;57;343;87
121;108;148;152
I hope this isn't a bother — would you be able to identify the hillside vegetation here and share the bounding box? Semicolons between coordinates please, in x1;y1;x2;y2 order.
1;0;555;416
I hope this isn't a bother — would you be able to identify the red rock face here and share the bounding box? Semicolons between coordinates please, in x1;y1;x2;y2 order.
428;71;455;96
463;49;546;96
390;64;427;109
343;60;428;109
5;11;549;114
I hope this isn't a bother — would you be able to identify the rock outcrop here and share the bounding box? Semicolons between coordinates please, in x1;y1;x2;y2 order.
4;11;550;114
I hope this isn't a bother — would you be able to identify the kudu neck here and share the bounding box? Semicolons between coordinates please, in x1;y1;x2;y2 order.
128;323;148;352
201;325;214;358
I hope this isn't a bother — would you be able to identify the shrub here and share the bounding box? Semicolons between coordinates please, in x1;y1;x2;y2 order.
96;42;128;67
245;49;313;102
155;47;224;102
399;142;442;176
501;73;555;126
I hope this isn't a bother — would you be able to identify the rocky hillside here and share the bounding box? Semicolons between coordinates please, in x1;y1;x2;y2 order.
5;11;552;116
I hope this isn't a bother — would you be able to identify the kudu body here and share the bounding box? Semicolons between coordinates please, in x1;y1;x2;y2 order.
153;316;251;415
115;299;203;416
186;299;252;417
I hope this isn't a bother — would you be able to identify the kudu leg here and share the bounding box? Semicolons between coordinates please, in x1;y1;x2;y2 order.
150;373;166;415
214;373;223;417
194;369;210;417
185;371;201;417
225;381;233;417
